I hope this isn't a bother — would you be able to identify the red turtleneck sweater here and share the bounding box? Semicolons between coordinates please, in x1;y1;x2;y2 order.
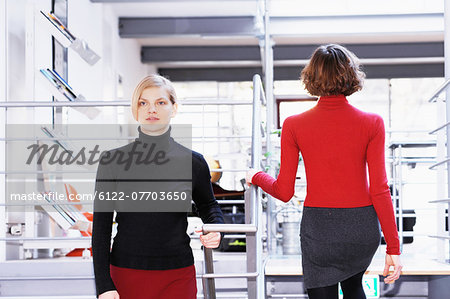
252;95;400;255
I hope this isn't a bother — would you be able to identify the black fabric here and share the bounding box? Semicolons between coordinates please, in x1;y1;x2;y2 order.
300;205;380;289
307;284;338;299
306;271;366;299
92;126;224;297
340;271;366;299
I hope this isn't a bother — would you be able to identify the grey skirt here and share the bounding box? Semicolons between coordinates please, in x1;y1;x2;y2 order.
300;205;381;289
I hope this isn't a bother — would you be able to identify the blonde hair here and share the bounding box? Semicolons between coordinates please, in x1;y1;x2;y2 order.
131;74;177;120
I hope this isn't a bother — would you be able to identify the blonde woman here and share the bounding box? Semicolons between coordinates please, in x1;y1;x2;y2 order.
92;75;224;299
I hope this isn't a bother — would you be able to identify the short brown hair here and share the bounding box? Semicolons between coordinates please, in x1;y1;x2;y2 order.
131;74;177;120
300;44;365;97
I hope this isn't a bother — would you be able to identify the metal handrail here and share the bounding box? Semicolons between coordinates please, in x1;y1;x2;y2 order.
386;158;436;163
0;169;247;174
429;199;450;203
430;121;450;134
202;223;257;234
0;135;252;141
428;1;449;264
0;101;130;107
429;235;450;240
202;272;259;279
0;276;95;280
429;157;450;170
200;74;266;299
0;237;91;241
0;98;253;108
428;78;450;103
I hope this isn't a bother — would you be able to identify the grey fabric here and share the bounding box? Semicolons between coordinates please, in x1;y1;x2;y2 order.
300;205;381;289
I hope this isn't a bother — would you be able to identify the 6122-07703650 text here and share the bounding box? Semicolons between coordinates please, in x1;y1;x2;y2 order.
96;191;188;201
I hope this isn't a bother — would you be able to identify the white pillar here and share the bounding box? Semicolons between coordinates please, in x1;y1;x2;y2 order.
444;0;450;261
0;0;7;262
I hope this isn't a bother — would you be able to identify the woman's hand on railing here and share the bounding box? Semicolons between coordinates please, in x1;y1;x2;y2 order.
245;168;259;186
99;290;120;299
195;228;221;248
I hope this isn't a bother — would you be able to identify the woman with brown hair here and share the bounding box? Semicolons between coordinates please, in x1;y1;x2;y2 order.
247;44;402;299
92;75;224;299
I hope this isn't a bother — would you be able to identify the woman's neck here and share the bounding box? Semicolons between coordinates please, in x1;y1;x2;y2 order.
317;94;349;109
137;125;172;146
140;124;170;136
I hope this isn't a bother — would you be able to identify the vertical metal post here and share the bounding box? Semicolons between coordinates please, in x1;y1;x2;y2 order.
24;0;36;258
264;0;274;145
436;96;446;261
392;147;398;250
0;0;7;262
245;187;262;299
398;145;404;251
444;0;450;260
260;0;273;295
251;77;262;225
263;0;277;260
203;247;216;299
388;80;394;187
245;188;257;299
248;75;263;299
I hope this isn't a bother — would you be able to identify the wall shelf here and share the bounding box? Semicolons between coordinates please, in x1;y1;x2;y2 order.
39;10;100;66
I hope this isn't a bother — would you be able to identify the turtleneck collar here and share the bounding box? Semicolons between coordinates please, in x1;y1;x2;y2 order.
317;94;349;109
136;125;172;149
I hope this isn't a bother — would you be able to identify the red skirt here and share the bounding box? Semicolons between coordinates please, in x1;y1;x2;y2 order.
110;264;197;299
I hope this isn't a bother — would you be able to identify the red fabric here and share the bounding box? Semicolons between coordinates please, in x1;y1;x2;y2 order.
110;264;197;299
252;95;400;255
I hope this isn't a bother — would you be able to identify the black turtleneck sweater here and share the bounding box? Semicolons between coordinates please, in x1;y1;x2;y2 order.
92;126;224;297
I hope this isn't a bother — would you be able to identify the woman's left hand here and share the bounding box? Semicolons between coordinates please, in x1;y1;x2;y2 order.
195;228;221;248
245;168;259;186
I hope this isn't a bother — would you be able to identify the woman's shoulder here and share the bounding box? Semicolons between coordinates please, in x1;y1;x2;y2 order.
103;140;140;153
98;143;130;159
191;150;207;165
348;106;386;134
282;110;313;127
169;142;206;165
350;106;384;124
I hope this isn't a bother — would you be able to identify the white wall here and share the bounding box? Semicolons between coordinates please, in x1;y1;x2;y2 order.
0;0;7;262
2;0;150;260
6;0;151;124
67;0;148;124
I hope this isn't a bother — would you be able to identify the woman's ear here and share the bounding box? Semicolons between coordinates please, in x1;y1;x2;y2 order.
171;102;178;118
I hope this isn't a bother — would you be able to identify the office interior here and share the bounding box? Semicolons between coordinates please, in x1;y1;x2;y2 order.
0;0;450;298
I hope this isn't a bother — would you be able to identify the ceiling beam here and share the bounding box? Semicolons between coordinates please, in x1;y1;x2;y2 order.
142;42;444;63
119;13;442;38
119;16;257;38
142;46;259;62
91;0;246;2
159;63;444;82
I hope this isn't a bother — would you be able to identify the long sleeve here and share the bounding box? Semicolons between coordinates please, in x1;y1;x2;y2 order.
367;116;400;255
92;156;117;297
252;117;300;202
192;154;225;225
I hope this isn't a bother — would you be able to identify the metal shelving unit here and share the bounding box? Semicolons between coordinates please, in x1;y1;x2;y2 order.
389;141;437;251
428;78;450;262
